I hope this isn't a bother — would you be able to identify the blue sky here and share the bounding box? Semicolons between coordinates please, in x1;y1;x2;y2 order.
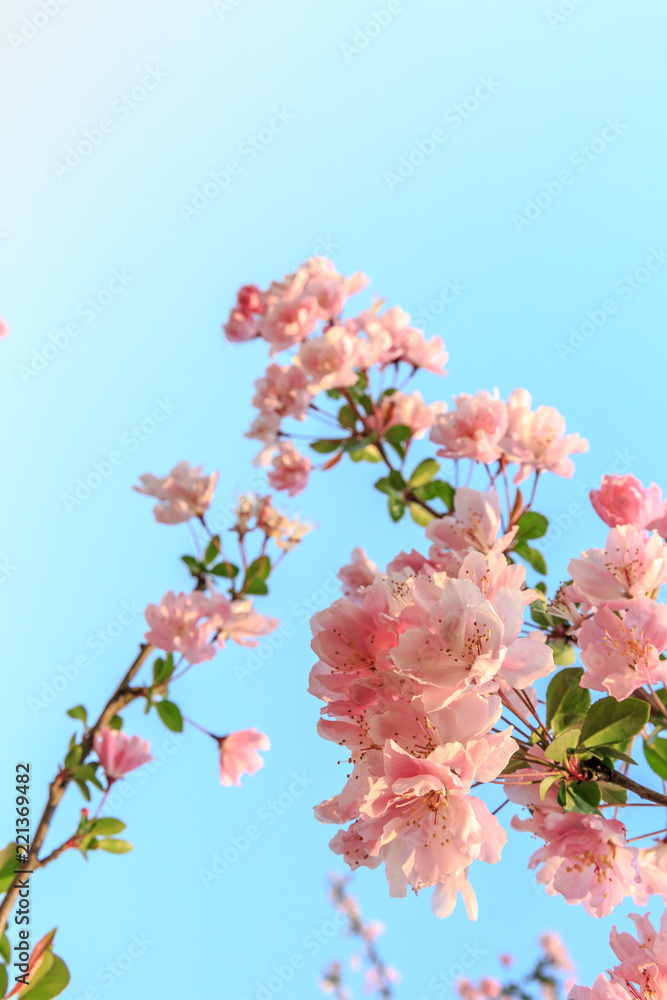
1;0;667;997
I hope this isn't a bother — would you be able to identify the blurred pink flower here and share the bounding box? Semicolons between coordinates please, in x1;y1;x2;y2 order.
94;728;153;782
134;461;218;524
217;729;270;786
591;474;664;530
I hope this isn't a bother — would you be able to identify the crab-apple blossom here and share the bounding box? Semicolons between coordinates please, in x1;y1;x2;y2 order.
591;474;665;531
251;363;311;420
217;729;270;787
501;389;588;484
134;462;218;524
426;487;517;558
578;597;667;699
93;728;153;782
569;526;667;605
267;441;311;496
430;391;508;464
207;594;279;648
144;590;216;663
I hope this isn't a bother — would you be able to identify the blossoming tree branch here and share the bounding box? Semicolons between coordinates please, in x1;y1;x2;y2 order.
225;257;667;999
4;256;667;998
0;470;307;997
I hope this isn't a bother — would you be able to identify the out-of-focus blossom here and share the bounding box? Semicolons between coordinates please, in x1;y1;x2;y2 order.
134;462;218;524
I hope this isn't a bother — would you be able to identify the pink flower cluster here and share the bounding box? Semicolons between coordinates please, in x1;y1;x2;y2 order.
430;389;588;485
565;474;667;700
569;911;667;1000
224;258;448;495
94;728;153;783
217;729;270;787
311;487;555;918
144;589;278;663
134;462;218;524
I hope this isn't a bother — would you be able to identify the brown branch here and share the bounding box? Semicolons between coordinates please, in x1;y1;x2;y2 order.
0;642;154;938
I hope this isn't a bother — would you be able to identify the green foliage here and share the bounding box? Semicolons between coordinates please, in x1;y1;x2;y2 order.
578;696;649;749
156;701;183;733
66;706;87;726
408;459;440;488
546;668;590;732
644;735;667;779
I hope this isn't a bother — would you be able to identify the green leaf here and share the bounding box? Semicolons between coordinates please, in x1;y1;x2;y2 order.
539;775;560;800
204;537;221;565
546;668;590;732
408;459;440;488
310;439;342;454
358;393;374;416
388;498;406;523
515;512;549;542
0;931;10;964
210;562;239;578
244;555;271;585
66;705;87;726
0;962;7;997
564;780;601;814
579;697;649;749
430;480;455;511
20;954;70;1000
90;818;126;836
181;555;203;575
338;405;357;430
156;700;183;733
348;445;382;463
94;839;133;854
645;736;667;779
513;541;547;575
63;745;82;769
108;714;123;730
384;424;411;445
598;781;627;805
0;844;18;893
153;654;173;686
544;727;581;764
550;640;576;667
409;503;434;526
73;780;91;802
388;470;406;491
586;746;637;765
244;579;268;596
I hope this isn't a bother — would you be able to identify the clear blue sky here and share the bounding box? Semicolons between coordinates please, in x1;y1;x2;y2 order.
1;1;667;997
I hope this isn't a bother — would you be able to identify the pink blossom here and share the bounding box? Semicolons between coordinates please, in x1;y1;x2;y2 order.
354;307;448;374
296;324;359;390
338;548;379;602
608;912;667;998
144;590;215;663
568;976;631;1000
298;257;369;318
631;839;667;905
430;392;507;464
591;474;664;530
223;308;259;343
245;412;282;465
431;871;478;920
539;933;573;971
207;594;279;648
367;390;447;440
134;462;218;524
569;525;667;604
94;728;153;782
579;597;667;698
0;317;8;338
267;441;311;496
252;363;311;420
217;728;270;786
259;295;319;354
426;488;517;557
501;389;588;485
528;813;639;917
